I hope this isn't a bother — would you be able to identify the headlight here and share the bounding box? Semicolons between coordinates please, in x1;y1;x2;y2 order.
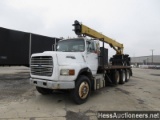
60;69;75;76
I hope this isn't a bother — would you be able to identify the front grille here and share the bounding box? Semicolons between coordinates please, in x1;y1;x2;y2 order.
30;56;53;76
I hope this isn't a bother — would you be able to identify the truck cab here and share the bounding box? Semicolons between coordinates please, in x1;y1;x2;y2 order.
30;37;105;104
56;37;99;75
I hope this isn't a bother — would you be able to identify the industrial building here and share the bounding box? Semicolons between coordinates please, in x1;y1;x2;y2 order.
0;27;60;66
131;55;160;66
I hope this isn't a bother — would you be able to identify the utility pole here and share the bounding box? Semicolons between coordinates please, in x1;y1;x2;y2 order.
150;49;154;64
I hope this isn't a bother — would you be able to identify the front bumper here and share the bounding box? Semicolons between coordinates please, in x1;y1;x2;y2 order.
30;78;75;89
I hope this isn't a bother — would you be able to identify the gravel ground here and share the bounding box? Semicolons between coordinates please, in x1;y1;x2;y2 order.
0;66;160;120
0;66;33;102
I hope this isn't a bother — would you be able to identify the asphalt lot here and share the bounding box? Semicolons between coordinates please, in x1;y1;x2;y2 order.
0;66;160;120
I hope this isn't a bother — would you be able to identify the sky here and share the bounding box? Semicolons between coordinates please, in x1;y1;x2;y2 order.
0;0;160;57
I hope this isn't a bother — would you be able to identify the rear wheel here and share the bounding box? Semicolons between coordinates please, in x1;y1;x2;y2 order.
71;75;91;104
125;69;130;82
119;70;126;84
36;86;53;95
111;70;120;85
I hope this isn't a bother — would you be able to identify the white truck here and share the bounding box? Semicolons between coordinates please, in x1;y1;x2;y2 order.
30;20;132;104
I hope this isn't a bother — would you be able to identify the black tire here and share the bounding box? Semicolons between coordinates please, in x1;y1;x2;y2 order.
119;70;126;84
71;75;91;104
125;69;130;82
36;86;53;95
111;70;120;85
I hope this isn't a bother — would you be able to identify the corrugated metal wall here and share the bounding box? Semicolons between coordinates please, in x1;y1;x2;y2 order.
0;27;60;66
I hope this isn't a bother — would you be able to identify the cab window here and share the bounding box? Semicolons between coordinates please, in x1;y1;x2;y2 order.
86;41;95;53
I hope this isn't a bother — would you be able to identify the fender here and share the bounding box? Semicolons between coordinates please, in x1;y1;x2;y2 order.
77;67;93;80
77;67;95;91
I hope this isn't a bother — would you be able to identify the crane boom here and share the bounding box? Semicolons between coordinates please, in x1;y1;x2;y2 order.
73;20;124;55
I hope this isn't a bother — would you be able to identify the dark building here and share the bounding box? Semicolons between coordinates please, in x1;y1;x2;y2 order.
0;27;60;66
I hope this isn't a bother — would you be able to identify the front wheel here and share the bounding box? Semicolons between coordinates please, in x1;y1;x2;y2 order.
71;75;91;104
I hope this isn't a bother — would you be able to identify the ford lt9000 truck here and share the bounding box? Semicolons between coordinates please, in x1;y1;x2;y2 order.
30;20;132;104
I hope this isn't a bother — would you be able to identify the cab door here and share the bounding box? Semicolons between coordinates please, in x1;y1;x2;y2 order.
85;40;98;75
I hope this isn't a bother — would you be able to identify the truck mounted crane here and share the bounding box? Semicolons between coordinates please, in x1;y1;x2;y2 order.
30;20;132;104
73;20;123;55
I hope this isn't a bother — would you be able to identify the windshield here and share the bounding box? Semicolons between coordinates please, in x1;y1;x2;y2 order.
57;39;85;52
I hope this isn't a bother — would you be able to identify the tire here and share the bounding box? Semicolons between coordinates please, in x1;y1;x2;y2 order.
111;70;120;85
119;70;126;84
36;86;53;95
125;69;130;82
71;75;91;104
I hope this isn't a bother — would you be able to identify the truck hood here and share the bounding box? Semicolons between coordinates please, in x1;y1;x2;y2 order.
55;52;85;66
33;51;86;66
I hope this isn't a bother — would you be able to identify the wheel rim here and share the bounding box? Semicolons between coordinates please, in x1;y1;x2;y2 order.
79;81;89;99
